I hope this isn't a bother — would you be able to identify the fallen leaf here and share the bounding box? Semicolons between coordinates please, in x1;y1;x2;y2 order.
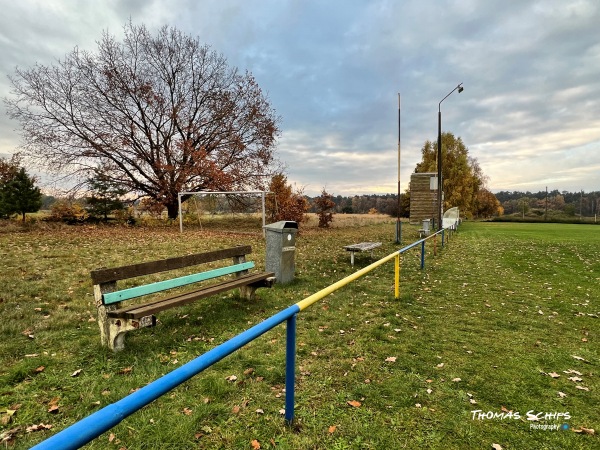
564;369;582;375
426;389;433;394
415;403;422;408
182;407;192;416
328;425;337;434
251;439;261;449
452;378;462;382
548;372;560;378
71;369;82;377
558;392;567;398
568;376;583;382
225;375;237;382
232;405;240;414
491;444;503;450
255;409;264;414
347;400;362;408
26;423;53;433
470;399;477;404
573;427;595;435
34;366;45;373
109;433;116;442
571;355;588;362
575;386;589;391
47;405;59;414
279;409;285;415
501;406;511;413
436;363;444;368
243;368;255;376
385;356;397;362
1;410;17;426
118;367;133;375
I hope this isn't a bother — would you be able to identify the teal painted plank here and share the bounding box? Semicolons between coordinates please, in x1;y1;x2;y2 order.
103;262;255;305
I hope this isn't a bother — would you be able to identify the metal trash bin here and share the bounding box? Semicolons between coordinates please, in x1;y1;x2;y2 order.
422;219;430;235
264;221;298;284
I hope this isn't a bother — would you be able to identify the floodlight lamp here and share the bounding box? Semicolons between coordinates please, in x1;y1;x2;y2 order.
458;85;464;93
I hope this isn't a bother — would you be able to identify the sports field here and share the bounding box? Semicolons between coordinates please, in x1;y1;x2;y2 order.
0;219;597;449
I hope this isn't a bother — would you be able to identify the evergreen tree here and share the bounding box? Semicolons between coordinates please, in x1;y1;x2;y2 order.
0;167;43;222
86;169;127;220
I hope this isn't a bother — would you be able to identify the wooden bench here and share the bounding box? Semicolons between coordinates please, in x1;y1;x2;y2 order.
92;245;275;351
343;242;382;266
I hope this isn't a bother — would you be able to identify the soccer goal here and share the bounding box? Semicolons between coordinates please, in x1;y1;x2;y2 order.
178;191;267;234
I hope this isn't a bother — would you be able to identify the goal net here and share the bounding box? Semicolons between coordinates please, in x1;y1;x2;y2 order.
178;191;266;234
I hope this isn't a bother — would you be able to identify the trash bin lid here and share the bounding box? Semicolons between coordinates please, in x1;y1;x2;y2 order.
263;221;298;231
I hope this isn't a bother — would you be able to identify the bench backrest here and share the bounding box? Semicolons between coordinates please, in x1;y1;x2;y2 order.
91;245;253;305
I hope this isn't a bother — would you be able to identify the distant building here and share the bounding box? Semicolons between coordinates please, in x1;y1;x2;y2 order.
409;172;438;225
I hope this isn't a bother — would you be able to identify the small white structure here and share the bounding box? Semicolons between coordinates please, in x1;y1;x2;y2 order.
443;207;460;230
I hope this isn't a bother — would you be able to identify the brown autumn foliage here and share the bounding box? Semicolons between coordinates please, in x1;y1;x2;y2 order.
265;174;308;225
6;23;280;219
314;188;335;228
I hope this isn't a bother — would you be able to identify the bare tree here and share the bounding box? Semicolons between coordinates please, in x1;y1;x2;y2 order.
5;23;280;218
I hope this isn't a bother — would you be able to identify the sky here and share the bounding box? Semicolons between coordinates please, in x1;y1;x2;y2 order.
1;0;599;197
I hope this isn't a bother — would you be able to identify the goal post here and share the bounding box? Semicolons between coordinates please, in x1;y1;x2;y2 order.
178;191;267;234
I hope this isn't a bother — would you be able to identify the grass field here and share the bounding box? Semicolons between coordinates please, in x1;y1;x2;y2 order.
0;218;598;449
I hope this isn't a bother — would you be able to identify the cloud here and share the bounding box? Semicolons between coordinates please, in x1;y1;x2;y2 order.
1;0;599;197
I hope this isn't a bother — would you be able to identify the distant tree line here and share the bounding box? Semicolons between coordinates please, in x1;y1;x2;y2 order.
305;193;408;217
495;190;600;218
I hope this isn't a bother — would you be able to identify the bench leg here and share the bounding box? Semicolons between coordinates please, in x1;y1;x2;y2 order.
109;328;129;352
95;283;117;348
105;316;156;351
240;285;257;301
240;277;276;300
350;251;355;266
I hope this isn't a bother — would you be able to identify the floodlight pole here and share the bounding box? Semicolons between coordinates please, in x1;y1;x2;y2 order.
395;93;402;244
437;83;463;230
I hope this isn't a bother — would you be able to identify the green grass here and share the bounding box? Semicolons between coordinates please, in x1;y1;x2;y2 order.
0;220;598;449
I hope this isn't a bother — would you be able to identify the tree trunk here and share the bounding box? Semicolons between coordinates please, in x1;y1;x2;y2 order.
166;202;179;220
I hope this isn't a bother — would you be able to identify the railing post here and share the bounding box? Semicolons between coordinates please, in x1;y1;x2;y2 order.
420;240;425;269
394;254;400;299
285;314;297;423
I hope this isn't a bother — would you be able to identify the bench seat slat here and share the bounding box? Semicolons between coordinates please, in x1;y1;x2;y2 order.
107;272;275;319
102;261;255;305
344;242;382;252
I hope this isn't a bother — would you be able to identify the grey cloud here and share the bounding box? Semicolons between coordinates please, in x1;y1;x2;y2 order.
1;0;599;196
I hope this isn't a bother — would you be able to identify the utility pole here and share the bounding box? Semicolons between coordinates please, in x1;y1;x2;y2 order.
545;186;548;221
396;93;402;244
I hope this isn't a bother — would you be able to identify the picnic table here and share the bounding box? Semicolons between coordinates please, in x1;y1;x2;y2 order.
343;242;382;266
